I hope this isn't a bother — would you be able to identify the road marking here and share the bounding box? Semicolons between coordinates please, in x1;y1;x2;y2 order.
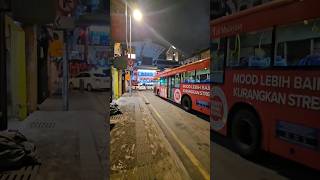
140;93;210;180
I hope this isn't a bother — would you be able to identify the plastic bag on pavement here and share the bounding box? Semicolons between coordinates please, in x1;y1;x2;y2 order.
110;102;122;116
0;130;40;170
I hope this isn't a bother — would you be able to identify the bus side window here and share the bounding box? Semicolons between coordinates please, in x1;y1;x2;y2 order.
211;39;225;84
275;42;287;66
160;77;167;86
174;74;180;88
227;36;240;67
196;68;210;83
275;18;320;66
226;29;272;68
184;70;195;83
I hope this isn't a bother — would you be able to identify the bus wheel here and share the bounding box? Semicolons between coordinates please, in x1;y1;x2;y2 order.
181;96;192;112
231;109;261;157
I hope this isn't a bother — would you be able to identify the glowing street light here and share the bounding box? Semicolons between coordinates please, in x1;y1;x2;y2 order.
133;9;143;22
126;7;143;96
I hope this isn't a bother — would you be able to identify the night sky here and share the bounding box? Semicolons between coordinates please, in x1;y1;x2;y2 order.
132;0;210;56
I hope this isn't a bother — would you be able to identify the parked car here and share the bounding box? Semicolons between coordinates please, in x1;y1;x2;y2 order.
145;83;154;90
69;72;110;91
137;83;146;91
132;84;138;90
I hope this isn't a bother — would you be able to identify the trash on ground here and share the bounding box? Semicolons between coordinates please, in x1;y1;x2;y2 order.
110;102;122;116
0;130;40;171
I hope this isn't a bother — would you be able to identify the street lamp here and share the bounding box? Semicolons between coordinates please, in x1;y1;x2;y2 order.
133;9;143;22
127;6;143;96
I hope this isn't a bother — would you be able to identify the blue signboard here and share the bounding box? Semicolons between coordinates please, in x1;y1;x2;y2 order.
89;31;109;46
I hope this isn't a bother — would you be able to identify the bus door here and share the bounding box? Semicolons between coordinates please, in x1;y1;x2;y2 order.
168;76;175;100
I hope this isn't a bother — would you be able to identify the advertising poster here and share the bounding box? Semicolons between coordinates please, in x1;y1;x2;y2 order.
88;46;109;67
88;26;109;46
70;45;85;61
137;69;156;84
89;31;109;46
48;30;64;60
73;27;86;46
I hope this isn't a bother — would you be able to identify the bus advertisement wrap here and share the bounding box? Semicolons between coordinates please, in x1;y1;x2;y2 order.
155;58;210;115
211;87;228;131
232;74;320;111
182;84;210;97
210;0;320;170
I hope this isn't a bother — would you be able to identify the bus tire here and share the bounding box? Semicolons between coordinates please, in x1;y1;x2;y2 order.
231;109;261;157
181;95;192;112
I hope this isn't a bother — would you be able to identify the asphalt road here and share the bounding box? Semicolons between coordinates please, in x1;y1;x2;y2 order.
110;92;191;179
211;123;320;180
139;90;210;180
65;90;318;180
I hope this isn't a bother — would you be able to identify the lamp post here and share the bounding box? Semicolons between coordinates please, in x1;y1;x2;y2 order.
129;14;132;96
126;5;143;96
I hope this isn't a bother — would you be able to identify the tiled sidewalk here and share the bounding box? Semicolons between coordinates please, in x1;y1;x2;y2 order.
2;91;110;180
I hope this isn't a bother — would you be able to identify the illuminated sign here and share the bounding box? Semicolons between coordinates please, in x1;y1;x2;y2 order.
128;54;136;59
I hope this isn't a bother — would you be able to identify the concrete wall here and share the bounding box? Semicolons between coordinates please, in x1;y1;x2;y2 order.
5;15;27;120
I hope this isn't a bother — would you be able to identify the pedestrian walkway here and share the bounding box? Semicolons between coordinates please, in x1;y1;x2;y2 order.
110;92;191;180
3;91;110;180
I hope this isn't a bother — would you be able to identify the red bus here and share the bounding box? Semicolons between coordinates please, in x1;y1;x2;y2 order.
210;0;320;170
154;58;210;115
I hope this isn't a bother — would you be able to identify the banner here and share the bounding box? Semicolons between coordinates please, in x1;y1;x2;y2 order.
88;46;109;67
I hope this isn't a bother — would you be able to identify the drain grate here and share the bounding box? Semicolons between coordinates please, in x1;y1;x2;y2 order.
29;122;56;129
0;165;40;180
110;114;123;120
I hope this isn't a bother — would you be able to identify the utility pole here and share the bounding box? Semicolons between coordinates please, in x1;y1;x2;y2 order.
63;30;69;111
129;15;132;96
0;4;8;131
125;3;132;96
125;3;128;51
